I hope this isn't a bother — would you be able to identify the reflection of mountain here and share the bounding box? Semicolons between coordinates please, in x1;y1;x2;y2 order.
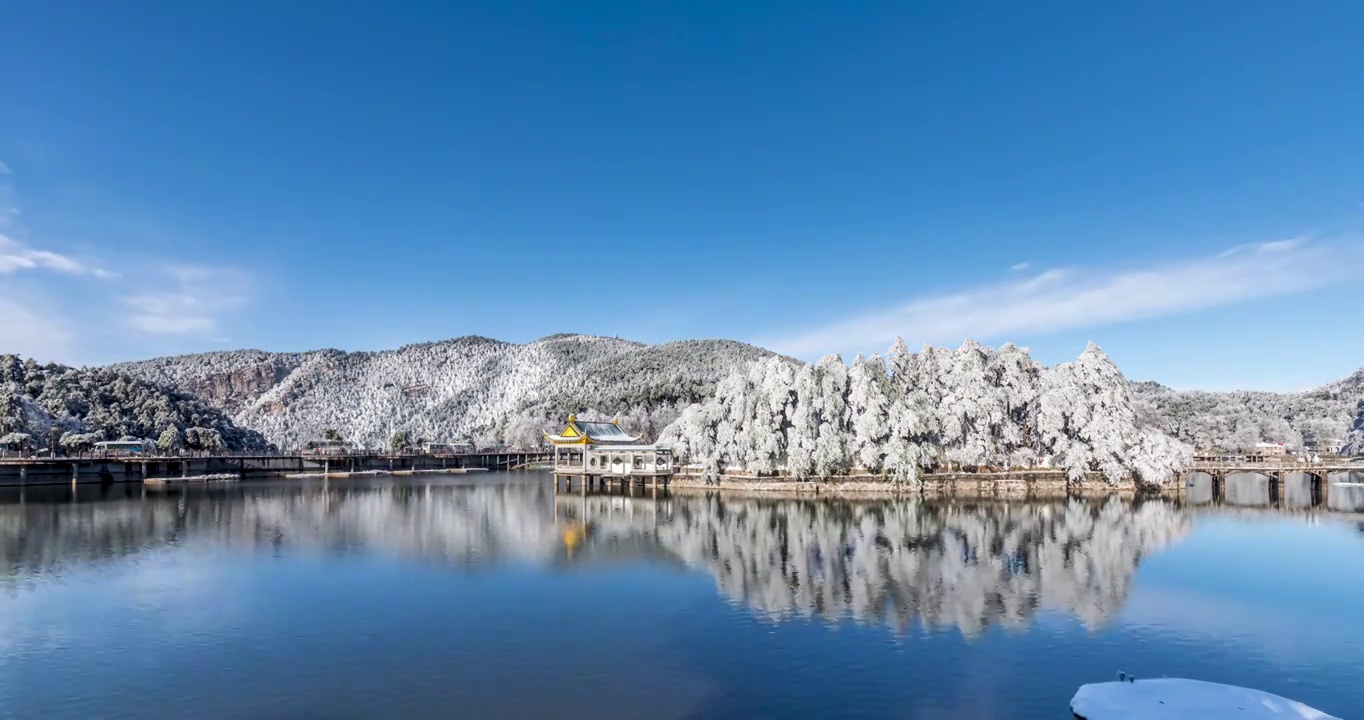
656;496;1190;635
0;482;567;580
0;481;1191;637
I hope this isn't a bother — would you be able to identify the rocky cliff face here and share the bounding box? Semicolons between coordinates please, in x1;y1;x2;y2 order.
111;350;311;415
184;360;297;414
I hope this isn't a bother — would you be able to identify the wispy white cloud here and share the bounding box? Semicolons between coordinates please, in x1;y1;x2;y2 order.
122;265;251;336
0;167;252;359
767;239;1361;357
1010;261;1031;272
0;233;114;276
0;169;113;278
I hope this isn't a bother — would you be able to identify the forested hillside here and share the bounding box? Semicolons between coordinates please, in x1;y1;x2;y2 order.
0;355;270;452
1130;368;1364;453
1343;400;1364;456
113;335;780;450
108;333;1364;463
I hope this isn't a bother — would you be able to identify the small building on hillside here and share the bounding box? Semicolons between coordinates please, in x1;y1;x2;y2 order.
545;415;672;479
1254;441;1289;456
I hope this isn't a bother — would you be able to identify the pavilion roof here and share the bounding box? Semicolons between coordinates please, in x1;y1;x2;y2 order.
545;416;642;445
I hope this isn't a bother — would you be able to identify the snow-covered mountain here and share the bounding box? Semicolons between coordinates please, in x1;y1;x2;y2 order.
103;333;1364;463
1130;368;1364;453
112;334;783;450
0;355;270;451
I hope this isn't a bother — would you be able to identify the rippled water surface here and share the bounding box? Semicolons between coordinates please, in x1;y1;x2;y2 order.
1;473;1361;719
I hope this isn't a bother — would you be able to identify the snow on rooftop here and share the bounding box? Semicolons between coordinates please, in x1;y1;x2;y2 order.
572;421;637;440
1070;679;1340;720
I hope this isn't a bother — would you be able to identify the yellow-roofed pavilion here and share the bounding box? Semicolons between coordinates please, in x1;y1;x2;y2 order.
546;415;672;485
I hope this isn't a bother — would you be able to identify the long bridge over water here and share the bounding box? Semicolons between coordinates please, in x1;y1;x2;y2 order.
1181;462;1363;511
2;453;1360;510
0;451;554;487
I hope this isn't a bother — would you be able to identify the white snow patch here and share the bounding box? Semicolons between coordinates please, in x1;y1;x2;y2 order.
1070;678;1339;720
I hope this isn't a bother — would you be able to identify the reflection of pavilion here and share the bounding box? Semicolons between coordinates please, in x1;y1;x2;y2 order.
550;492;677;567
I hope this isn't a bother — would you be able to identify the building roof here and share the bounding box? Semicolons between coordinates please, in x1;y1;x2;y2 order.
544;415;642;445
573;444;669;452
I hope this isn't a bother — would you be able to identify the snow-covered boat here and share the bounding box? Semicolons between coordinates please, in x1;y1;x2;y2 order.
1070;677;1340;719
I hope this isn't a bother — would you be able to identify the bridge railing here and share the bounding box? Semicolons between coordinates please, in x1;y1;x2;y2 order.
0;448;555;462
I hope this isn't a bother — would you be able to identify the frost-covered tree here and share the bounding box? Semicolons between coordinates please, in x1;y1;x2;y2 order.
882;338;938;484
989;342;1041;466
713;371;753;471
390;430;411;452
847;353;889;473
940;340;996;468
743;357;792;474
157;427;182;453
0;432;33;450
0;355;268;452
785;363;821;479
1342;399;1364;456
184;427;224;451
661;340;1189;485
60;432;100;452
811;354;850;478
1037;343;1190;485
503;414;553;449
659;401;725;478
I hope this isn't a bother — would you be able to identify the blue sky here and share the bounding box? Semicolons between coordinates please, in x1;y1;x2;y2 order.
2;1;1362;390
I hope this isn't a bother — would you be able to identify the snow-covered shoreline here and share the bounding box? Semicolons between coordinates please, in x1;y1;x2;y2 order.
668;472;1160;496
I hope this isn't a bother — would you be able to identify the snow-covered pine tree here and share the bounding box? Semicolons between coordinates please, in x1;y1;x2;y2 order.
989;342;1042;467
1339;399;1364;456
649;340;1193;484
1038;343;1145;484
847;353;890;473
811;354;850;479
940;340;996;469
745;357;792;474
714;371;754;472
882;339;937;485
785;363;820;480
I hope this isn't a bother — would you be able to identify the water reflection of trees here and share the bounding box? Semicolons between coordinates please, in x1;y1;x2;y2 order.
655;496;1191;636
0;483;1191;636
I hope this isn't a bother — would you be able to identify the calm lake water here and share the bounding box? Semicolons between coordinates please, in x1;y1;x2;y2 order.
1;473;1361;719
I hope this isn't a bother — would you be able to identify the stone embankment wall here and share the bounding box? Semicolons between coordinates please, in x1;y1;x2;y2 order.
670;469;1162;497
